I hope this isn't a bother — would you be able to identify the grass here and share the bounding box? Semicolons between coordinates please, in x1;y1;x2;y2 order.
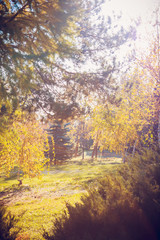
0;155;122;239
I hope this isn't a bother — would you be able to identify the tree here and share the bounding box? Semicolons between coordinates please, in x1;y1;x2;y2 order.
33;9;136;120
0;0;137;124
69;118;93;159
0;111;49;183
0;0;82;115
0;0;138;131
88;69;156;161
47;121;72;165
137;8;160;148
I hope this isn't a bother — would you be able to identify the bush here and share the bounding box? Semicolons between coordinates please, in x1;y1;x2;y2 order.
0;205;18;240
43;148;160;240
119;147;160;239
43;178;156;240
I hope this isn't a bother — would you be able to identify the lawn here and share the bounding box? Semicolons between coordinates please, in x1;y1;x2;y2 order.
0;155;122;239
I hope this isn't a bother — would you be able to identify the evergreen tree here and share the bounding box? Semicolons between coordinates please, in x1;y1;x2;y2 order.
0;0;82;114
0;0;137;123
69;119;93;159
47;121;72;164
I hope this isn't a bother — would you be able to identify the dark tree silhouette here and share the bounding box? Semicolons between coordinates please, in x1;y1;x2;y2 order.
47;121;72;164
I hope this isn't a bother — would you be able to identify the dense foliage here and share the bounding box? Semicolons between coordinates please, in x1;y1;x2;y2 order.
0;0;136;122
0;111;49;182
0;1;160;239
0;0;81;109
0;205;18;240
47;121;72;164
119;148;160;239
43;148;160;240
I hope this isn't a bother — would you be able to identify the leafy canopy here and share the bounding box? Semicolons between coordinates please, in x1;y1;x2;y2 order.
0;111;50;180
0;0;81;111
88;66;156;157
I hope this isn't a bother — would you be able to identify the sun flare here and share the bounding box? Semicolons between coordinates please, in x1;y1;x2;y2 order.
101;0;159;57
103;0;157;19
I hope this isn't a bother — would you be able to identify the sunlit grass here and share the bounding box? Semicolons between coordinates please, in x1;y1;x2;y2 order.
0;156;122;239
9;193;83;239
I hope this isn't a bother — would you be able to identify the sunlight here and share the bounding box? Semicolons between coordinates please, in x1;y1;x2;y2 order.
102;0;158;35
1;1;160;239
103;0;157;19
101;0;159;58
110;0;154;16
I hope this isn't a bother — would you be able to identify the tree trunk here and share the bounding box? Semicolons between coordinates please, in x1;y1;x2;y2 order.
18;179;22;186
95;143;98;159
82;122;85;160
132;139;137;158
54;159;57;165
17;169;22;185
75;140;79;157
91;142;98;160
122;149;127;163
158;111;160;149
91;147;95;160
82;145;84;160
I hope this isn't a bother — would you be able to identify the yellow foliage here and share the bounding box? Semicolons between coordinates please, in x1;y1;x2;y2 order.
0;111;50;179
89;67;157;156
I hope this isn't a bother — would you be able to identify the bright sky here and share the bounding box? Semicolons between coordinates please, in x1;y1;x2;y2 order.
102;0;159;56
102;0;158;21
70;0;160;73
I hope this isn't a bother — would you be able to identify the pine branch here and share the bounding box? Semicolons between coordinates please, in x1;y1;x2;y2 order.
5;2;29;24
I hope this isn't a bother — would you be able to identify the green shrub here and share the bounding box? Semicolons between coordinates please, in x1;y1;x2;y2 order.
119;147;160;239
0;205;18;240
43;147;160;240
43;176;156;240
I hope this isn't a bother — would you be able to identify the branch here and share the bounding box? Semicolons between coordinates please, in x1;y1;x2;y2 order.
5;2;29;24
